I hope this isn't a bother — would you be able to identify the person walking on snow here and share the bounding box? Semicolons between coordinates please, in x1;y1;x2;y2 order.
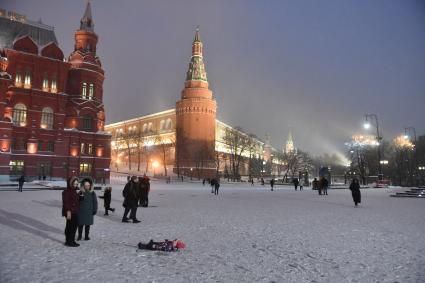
270;179;275;191
77;178;98;241
321;177;329;195
214;179;220;195
210;178;216;193
312;178;320;195
18;174;25;192
62;177;80;247
103;186;115;215
140;174;150;207
122;176;140;223
293;178;299;191
349;178;361;206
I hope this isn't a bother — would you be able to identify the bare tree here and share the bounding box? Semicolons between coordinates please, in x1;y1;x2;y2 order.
157;135;175;176
222;127;250;181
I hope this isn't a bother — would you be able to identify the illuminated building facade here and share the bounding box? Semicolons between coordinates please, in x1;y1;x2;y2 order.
0;3;111;181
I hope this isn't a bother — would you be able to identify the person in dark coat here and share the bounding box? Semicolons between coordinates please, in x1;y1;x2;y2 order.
210;178;216;193
261;178;265;186
77;178;98;241
18;175;25;192
251;178;254;186
293;178;299;191
312;178;320;195
122;176;140;223
103;187;115;215
349;178;361;206
322;177;329;195
62;176;80;247
214;179;220;195
140;174;150;207
270;179;275;191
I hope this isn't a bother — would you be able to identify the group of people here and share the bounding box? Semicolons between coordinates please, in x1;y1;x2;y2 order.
202;178;221;195
122;175;151;223
62;176;98;247
312;177;329;195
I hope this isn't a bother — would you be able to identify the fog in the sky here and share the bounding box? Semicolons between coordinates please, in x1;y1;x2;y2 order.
2;0;425;155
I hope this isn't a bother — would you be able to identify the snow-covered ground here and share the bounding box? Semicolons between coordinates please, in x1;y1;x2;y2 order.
0;183;424;283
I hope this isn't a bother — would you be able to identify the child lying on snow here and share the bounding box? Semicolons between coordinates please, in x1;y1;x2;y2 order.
138;239;186;252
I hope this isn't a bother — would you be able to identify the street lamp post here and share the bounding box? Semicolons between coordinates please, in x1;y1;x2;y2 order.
404;127;418;186
364;114;383;179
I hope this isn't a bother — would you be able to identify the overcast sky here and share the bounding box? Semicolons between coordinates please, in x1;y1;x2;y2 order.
3;0;425;155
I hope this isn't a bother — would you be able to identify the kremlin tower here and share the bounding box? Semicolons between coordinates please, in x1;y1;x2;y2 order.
175;28;217;177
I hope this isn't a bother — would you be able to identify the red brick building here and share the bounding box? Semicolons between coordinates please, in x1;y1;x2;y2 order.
0;3;111;182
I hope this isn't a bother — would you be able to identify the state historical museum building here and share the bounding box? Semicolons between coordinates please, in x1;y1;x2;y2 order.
0;3;111;182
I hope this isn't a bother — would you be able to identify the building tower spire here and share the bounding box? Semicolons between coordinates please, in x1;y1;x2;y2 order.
175;27;217;178
186;27;207;83
72;0;98;54
80;0;94;32
285;128;295;154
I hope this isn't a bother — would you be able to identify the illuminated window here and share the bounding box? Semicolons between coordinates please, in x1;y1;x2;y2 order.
80;143;85;154
9;160;24;175
79;163;92;174
88;143;93;155
15;71;22;87
40;107;54;129
160;120;165;131
42;76;49;91
24;72;31;88
82;82;87;99
12;103;27;126
89;83;94;100
148;122;153;132
143;124;148;133
51;78;57;93
166;118;172;130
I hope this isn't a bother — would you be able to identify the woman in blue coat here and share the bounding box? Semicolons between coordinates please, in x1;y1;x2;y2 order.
77;177;98;240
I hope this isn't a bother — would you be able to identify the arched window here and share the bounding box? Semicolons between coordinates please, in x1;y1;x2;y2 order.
82;82;87;99
166;118;172;130
160;120;165;131
24;71;31;88
12;103;27;126
51;77;57;93
40;107;54;129
89;83;94;100
15;71;22;87
42;74;49;91
143;123;148;133
82;115;92;131
148;122;153;132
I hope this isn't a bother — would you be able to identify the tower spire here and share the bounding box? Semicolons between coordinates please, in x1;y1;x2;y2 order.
285;128;295;154
80;0;94;32
186;27;207;82
194;26;201;42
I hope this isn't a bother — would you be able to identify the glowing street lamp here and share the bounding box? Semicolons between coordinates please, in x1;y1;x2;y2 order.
152;160;159;176
363;114;383;178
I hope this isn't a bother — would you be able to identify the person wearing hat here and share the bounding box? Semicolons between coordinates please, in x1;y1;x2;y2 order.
122;176;140;223
62;176;80;247
77;177;98;241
